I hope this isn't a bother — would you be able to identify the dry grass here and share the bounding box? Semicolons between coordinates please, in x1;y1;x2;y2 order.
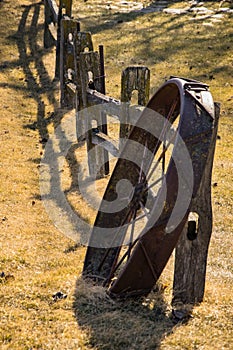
0;0;232;349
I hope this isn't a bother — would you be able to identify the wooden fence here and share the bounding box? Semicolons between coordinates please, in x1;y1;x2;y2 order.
44;0;150;178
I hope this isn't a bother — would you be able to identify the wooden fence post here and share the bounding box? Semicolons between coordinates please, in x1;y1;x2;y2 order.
79;51;109;178
59;0;72;17
60;18;80;108
55;0;73;78
120;66;150;150
74;31;93;118
73;31;94;142
172;102;220;305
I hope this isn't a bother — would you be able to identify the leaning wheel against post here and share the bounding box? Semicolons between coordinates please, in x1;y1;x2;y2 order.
82;77;215;298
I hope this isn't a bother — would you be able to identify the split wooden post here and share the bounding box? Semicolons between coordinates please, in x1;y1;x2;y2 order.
74;31;94;140
79;51;109;178
60;18;80;108
120;66;150;149
59;0;72;18
55;0;73;78
172;102;220;305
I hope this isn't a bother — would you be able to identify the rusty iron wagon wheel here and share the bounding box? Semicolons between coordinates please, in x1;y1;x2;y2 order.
82;76;215;298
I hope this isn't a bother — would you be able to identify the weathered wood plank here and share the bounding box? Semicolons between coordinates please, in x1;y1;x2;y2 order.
60;18;80;107
67;81;76;92
86;88;121;108
73;32;94;140
91;130;119;157
172;102;220;305
86;88;144;125
74;31;94;119
59;0;72;18
79;51;109;178
120;66;150;149
55;1;73;77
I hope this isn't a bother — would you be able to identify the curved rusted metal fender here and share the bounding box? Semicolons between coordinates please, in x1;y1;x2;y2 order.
83;77;215;296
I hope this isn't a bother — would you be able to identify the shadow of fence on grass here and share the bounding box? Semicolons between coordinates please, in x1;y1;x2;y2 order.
13;1;58;144
2;1;86;239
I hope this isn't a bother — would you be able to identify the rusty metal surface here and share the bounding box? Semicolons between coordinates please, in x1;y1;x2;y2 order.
83;77;215;297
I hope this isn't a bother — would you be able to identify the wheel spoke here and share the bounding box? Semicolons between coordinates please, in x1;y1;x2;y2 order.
105;205;148;281
97;204;135;271
153;96;179;154
147;127;178;183
139;200;150;220
162;142;166;174
138;138;148;183
142;96;179;182
133;212;149;224
146;175;164;192
103;209;138;284
127;209;137;260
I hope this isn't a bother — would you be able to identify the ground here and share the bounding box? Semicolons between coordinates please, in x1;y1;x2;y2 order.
0;0;233;349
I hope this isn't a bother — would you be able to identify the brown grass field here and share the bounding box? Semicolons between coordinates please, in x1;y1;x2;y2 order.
0;0;232;349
